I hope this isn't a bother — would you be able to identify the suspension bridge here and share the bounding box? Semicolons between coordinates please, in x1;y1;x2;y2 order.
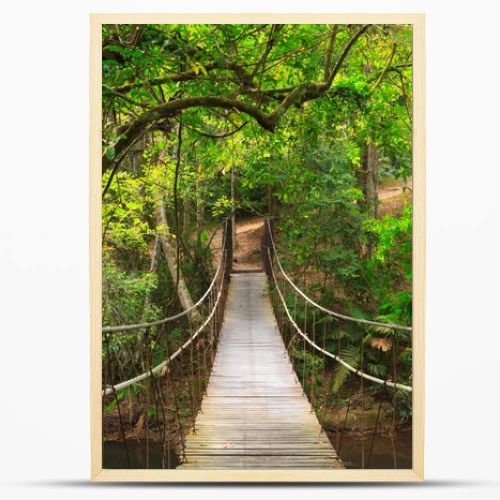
102;219;412;470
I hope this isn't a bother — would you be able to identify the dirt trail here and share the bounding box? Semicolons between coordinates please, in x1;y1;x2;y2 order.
210;180;411;269
232;218;264;271
379;186;405;200
211;217;264;271
378;179;412;217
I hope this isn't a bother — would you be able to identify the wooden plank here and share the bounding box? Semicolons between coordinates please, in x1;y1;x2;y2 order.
178;272;343;470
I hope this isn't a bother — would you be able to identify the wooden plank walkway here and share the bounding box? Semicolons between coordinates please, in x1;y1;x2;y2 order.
179;272;343;469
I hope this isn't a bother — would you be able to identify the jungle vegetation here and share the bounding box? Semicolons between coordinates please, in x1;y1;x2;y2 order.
101;23;413;450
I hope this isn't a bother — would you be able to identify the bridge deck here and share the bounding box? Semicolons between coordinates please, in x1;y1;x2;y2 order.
179;272;343;469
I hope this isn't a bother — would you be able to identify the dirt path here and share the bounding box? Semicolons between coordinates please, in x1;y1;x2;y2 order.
378;179;412;217
232;218;264;271
210;181;410;269
211;217;264;271
379;185;405;200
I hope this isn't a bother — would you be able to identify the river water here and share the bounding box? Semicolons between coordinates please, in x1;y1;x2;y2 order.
103;429;411;469
332;429;412;469
103;440;178;469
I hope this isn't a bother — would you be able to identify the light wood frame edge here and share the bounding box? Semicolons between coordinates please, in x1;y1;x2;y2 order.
90;12;425;483
90;13;103;480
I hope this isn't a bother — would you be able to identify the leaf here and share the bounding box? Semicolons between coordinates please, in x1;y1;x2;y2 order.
199;229;209;243
332;345;360;393
134;413;145;437
370;337;393;352
104;146;115;160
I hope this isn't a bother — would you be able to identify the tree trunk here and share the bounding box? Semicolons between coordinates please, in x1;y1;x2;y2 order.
154;189;200;323
134;235;161;364
196;199;205;245
365;142;379;218
183;198;192;236
267;185;275;217
194;166;205;246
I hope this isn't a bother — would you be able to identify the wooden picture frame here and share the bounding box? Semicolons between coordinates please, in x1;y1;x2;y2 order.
90;13;425;482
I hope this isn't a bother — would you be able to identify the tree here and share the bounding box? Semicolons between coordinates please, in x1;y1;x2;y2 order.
101;23;414;460
101;24;370;189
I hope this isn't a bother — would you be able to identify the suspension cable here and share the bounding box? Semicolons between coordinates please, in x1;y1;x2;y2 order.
103;251;227;396
266;219;412;332
268;249;412;392
103;220;228;333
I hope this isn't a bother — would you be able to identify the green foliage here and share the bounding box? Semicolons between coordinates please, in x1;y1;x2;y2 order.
104;389;127;412
363;205;412;264
103;258;160;327
101;23;413;422
362;205;413;326
332;345;360;393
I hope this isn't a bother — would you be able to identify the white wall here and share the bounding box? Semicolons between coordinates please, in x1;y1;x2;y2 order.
1;1;499;499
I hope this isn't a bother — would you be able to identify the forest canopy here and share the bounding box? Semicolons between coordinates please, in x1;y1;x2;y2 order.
102;22;412;402
101;23;414;469
102;22;412;322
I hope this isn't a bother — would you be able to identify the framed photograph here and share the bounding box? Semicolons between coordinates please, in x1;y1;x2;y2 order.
90;13;425;482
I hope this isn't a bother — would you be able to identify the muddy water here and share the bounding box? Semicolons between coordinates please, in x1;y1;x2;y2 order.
103;430;411;469
332;429;412;469
103;440;178;469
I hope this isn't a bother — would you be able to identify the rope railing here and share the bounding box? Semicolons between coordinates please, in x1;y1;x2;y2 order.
267;247;412;393
103;220;229;334
265;218;412;332
102;218;233;467
262;216;412;469
103;253;227;396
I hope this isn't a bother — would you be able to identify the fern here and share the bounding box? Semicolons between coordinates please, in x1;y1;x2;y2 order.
332;345;360;393
367;362;388;378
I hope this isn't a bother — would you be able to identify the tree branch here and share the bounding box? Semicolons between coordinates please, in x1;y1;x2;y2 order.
370;42;397;93
251;24;282;81
269;24;370;123
108;61;253;95
102;25;369;174
325;25;369;87
109;63;219;94
323;25;338;80
183;121;248;139
103;96;274;172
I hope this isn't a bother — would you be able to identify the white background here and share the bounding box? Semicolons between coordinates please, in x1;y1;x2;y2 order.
1;0;499;498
